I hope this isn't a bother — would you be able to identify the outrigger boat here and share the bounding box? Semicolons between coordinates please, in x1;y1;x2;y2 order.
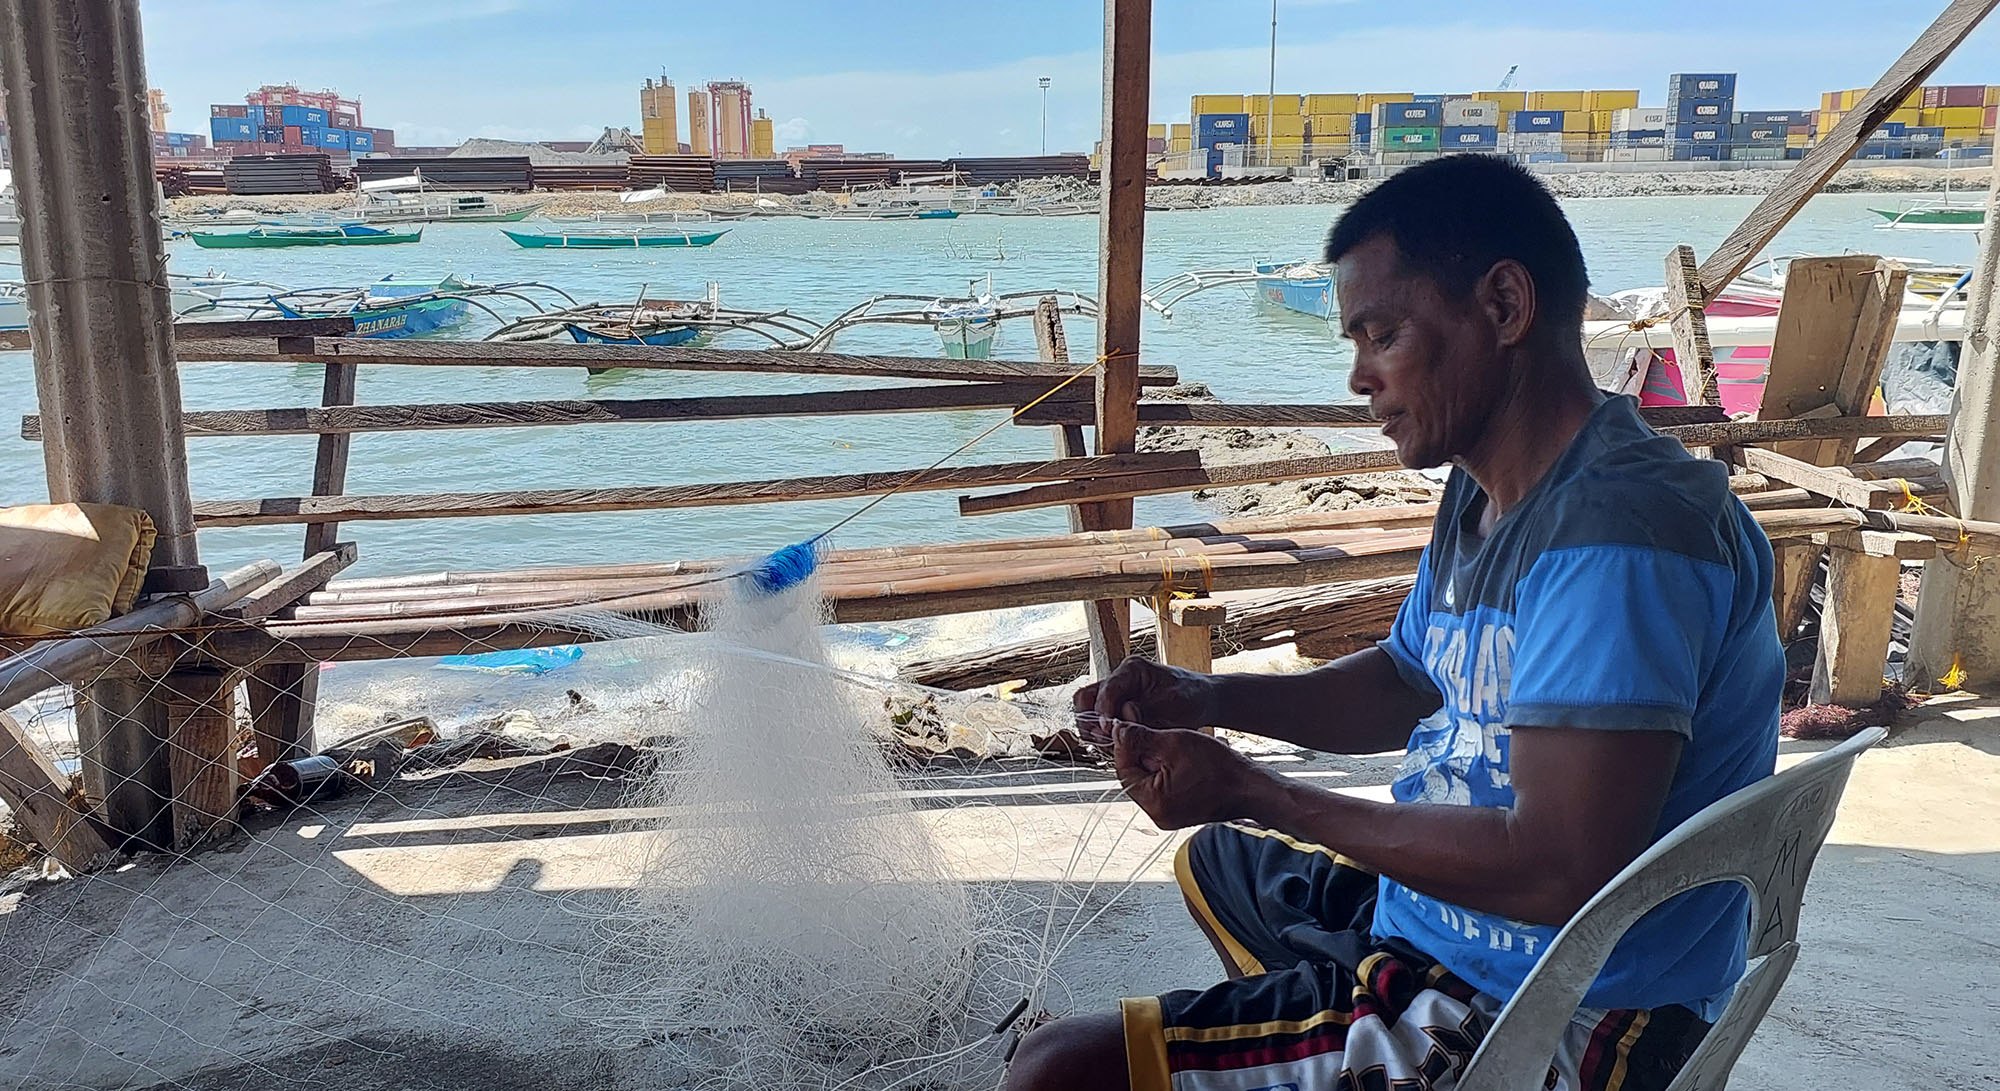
187;223;424;249
1142;260;1334;320
807;278;1096;360
501;226;731;249
485;283;822;357
351;172;543;224
173;275;581;340
0;271;289;332
1870;200;1985;229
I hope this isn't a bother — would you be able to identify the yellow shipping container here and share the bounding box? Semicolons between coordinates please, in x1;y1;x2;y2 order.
1987;85;2000;107
1946;127;1984;144
1170;122;1191;139
1584;90;1640;113
1358;93;1413;112
1589;110;1616;133
1528;90;1588;112
1191;94;1247;115
1309;113;1353;136
1248;94;1304;116
1304;93;1359;115
1473;90;1527;114
1561;111;1590;133
1167;137;1192;153
1148;123;1167;138
750;116;775;159
1924;105;1984;129
1250;112;1307;137
1888;106;1921;126
1263;134;1307;146
1820;91;1841;114
1787;132;1812;148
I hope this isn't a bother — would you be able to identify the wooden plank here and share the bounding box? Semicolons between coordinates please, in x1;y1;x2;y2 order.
1812;261;1910;465
303;361;358;556
1157;597;1226;673
959;450;1412;517
1694;0;2000;297
20;382;1093;440
1082;0;1155;675
1039;293;1129;678
245;664;315;768
1852;434;1925;464
0;317;357;353
180;336;1181;387
1662;414;1950;448
1664;245;1718;412
1811;529;1938;560
0;711;115;870
162;669;239;851
1736;447;1903;510
1019;400;1729;429
192;451;1204;527
1809;548;1902;706
219;543;359;620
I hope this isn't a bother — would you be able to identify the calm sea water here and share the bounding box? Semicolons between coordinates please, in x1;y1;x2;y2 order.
0;192;1981;581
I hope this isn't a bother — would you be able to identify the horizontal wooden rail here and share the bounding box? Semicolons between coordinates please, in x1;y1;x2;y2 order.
0;315;355;353
191;451;1201;527
22;382;1091;440
1018;401;1730;429
178;337;1182;386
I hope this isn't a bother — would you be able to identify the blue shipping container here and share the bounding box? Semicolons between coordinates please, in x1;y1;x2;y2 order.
257;125;285;144
1441;125;1499;148
1611;130;1667;147
1672;98;1731;125
1525;152;1568;163
1734;123;1787;144
1668;73;1738;102
296;123;326;144
279;104;330;127
209;117;254;142
1905;126;1945;145
1352;113;1372;134
318;128;348;149
347;129;375;151
1375;101;1442;126
247;105;266;126
1410;94;1447;104
1874;121;1907;137
164;132;195;146
1511;110;1564;131
1194;112;1251;149
1738;110;1803;125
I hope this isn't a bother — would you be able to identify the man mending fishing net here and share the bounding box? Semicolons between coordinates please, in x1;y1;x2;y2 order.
1007;155;1784;1091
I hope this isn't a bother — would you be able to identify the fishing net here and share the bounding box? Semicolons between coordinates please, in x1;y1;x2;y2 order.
0;573;1181;1091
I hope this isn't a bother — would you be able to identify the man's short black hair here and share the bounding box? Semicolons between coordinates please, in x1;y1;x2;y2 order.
1324;155;1589;330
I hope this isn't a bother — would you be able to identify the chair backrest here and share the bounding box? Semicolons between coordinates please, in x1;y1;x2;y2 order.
1456;726;1885;1091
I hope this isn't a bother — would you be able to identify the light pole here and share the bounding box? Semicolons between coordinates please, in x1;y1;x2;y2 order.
1266;0;1277;167
1039;77;1051;155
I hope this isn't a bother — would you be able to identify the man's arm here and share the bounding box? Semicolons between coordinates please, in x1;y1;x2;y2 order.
1114;721;1682;926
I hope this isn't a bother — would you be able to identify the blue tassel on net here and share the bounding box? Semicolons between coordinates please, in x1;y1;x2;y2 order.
741;534;826;596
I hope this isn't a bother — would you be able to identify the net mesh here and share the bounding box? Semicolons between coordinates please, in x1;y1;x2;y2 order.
0;576;1174;1091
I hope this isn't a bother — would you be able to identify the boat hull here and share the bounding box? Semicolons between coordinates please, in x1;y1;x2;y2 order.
1254;263;1335;319
501;228;729;249
1871;206;1984;226
273;294;468;340
188;228;423;248
565;323;700;347
935;317;999;359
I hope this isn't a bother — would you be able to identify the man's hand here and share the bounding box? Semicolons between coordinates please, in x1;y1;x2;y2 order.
1074;657;1220;744
1111;721;1267;830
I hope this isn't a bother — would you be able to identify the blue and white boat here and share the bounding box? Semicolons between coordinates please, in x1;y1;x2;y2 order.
268;275;476;338
1141;260;1336;321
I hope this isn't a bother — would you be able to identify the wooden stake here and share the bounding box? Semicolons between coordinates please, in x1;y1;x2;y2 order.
163;669;240;850
1809;548;1901;707
1663;245;1718;413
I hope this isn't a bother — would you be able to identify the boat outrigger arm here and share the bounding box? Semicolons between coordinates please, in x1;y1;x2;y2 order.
483;286;826;348
174;279;583;325
1140;268;1268;318
802;288;1097;351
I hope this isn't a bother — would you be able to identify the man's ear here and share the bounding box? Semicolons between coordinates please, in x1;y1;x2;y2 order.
1479;259;1537;348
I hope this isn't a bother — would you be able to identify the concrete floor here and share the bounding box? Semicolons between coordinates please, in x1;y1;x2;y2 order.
0;699;1995;1091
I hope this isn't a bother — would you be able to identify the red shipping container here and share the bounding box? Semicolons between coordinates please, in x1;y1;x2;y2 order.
1923;85;1987;109
210;104;249;118
1988;105;1998;131
283;125;302;144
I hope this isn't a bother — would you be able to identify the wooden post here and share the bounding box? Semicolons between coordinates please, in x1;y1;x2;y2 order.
1663;245;1718;411
163;669;240;850
1809;548;1902;707
1083;0;1153;677
1155;597;1226;673
1038;295;1134;673
0;712;115;871
1694;0;2000;298
1912;178;2000;689
1758;257;1909;639
0;1;207;848
244;359;358;764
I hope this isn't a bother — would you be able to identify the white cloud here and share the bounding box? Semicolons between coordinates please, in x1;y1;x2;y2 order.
773;116;812;144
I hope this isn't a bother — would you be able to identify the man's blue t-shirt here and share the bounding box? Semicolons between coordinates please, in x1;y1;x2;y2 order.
1372;394;1782;1019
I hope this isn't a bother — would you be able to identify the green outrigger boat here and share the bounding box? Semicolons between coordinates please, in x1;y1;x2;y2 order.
501;226;730;249
188;224;425;249
1870;203;1985;228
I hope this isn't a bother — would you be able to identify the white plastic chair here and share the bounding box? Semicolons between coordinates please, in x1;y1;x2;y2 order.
1457;726;1887;1091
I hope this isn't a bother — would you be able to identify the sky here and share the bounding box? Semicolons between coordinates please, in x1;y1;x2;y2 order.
139;0;2000;156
